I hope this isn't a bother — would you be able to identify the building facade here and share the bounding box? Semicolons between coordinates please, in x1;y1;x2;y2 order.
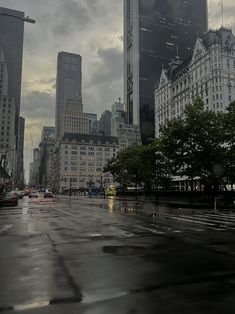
59;99;97;137
0;47;16;183
111;100;127;132
124;0;208;142
52;133;118;193
111;100;141;150
38;126;56;188
29;148;40;186
112;123;141;151
39;138;55;188
16;116;25;186
155;27;235;138
98;110;111;136
55;52;82;137
41;126;55;141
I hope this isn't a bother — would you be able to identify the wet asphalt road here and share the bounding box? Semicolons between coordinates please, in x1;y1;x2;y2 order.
0;195;235;313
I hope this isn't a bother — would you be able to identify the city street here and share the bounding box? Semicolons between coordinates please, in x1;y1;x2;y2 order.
0;195;235;313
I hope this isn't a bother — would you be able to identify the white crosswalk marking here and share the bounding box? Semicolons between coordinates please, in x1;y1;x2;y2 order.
134;211;235;235
160;211;235;231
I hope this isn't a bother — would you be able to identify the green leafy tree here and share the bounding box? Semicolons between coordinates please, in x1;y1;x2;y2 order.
223;102;235;190
160;98;225;192
104;142;171;195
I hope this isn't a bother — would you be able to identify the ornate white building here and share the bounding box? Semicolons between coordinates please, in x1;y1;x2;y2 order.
155;27;235;138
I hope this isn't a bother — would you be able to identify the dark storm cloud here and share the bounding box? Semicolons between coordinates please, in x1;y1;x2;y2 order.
85;47;123;88
82;46;123;115
52;0;106;37
21;91;55;120
209;1;235;30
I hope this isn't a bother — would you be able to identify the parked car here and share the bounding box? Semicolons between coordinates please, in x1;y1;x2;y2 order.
28;192;39;198
44;192;53;198
1;192;18;207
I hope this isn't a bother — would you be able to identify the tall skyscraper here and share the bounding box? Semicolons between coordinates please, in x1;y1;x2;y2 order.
55;51;82;137
124;0;208;142
0;7;35;186
0;7;25;117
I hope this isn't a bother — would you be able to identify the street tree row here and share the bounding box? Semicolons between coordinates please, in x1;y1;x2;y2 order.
104;98;235;193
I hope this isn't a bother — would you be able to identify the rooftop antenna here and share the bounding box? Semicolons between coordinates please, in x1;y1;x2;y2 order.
221;1;224;27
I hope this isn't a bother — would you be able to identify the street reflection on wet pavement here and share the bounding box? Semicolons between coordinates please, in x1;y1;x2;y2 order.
0;195;235;313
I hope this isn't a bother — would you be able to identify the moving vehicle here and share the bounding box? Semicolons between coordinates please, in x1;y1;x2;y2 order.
28;192;39;198
105;186;116;196
0;192;18;207
44;192;53;198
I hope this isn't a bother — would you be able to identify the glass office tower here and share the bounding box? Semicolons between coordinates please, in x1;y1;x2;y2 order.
0;7;25;116
124;0;208;142
55;51;82;137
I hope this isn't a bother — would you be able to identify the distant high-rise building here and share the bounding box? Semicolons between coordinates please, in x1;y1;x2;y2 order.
111;99;141;150
30;148;40;186
41;126;55;141
98;110;111;136
58;97;97;138
55;51;82;137
111;99;127;133
39;127;55;188
124;0;208;142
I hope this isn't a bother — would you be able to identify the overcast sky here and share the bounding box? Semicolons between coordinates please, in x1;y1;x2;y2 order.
1;0;235;181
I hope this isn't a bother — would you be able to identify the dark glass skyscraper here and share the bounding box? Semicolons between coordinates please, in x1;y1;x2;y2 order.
0;7;25;116
124;0;208;142
55;52;82;137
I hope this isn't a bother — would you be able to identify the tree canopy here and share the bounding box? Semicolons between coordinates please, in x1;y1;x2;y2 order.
104;99;235;192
